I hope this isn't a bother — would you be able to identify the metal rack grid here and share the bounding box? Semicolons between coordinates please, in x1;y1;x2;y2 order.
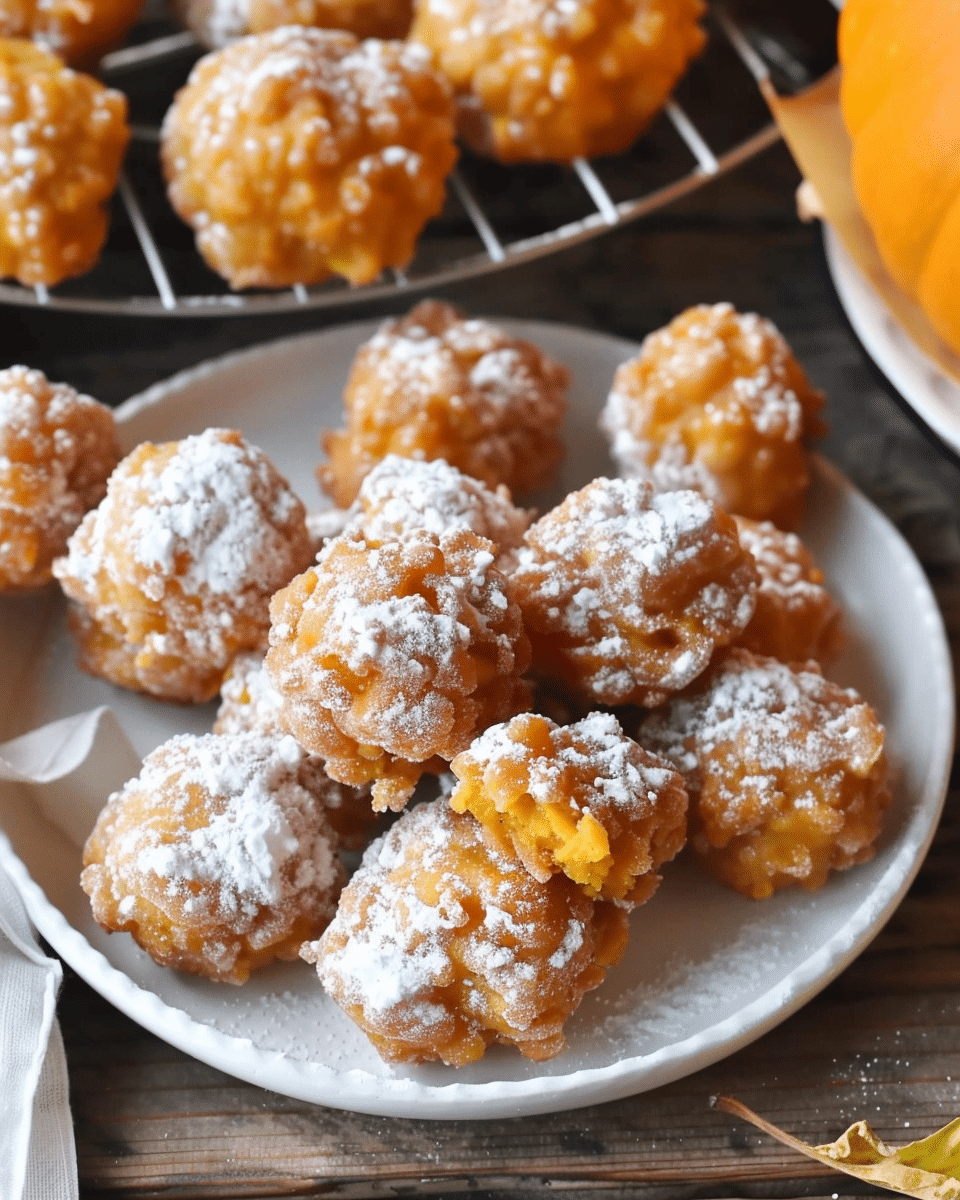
0;1;840;317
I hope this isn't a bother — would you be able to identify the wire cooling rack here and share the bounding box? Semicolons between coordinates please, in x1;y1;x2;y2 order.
0;0;840;316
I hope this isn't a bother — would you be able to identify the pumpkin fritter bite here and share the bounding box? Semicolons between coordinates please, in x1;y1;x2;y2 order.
0;39;129;286
635;648;891;900
175;0;412;49
510;476;759;708
734;516;845;666
409;0;706;163
600;303;826;530
302;799;630;1064
449;711;688;905
0;0;144;67
0;366;119;590
215;651;379;851
53;427;314;704
81;731;346;985
265;525;532;812
319;300;569;507
340;452;533;557
160;28;457;289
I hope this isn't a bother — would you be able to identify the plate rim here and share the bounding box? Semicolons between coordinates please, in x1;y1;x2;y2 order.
823;224;960;462
1;316;954;1118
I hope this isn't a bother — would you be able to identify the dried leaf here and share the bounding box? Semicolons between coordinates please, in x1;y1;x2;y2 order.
715;1096;960;1200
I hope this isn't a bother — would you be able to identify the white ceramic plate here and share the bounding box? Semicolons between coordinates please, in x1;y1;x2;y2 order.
824;224;960;459
0;318;953;1120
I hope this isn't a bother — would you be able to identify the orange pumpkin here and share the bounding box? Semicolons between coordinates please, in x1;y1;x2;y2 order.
838;0;960;356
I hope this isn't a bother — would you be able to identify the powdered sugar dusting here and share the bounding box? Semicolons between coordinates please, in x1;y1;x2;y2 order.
344;453;533;548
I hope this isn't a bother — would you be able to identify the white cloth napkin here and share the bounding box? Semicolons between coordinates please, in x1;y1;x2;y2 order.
0;861;77;1200
0;707;141;1200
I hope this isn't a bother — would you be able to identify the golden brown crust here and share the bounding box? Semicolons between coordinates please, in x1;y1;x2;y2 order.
449;710;688;904
635;648;891;900
319;300;569;507
0;0;145;66
81;731;346;985
302;800;630;1064
265;526;532;811
733;516;846;665
510;476;759;707
160;29;457;289
53;428;314;704
410;0;706;162
0;39;129;286
601;303;826;530
0;366;119;590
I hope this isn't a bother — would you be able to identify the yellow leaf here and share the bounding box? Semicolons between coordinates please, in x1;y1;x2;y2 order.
714;1096;960;1200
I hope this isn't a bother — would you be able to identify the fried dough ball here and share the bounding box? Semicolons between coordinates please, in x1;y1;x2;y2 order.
0;40;129;286
340;452;533;558
635;648;891;900
265;526;531;812
250;0;412;39
510;476;759;708
449;711;687;905
215;651;379;850
319;301;569;508
302;800;630;1064
600;303;827;530
160;28;457;290
81;732;346;984
0;0;144;66
175;0;411;50
53;428;314;704
409;0;706;163
734;516;845;666
0;366;119;590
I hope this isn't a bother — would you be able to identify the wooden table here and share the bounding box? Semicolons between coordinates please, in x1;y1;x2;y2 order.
4;131;960;1198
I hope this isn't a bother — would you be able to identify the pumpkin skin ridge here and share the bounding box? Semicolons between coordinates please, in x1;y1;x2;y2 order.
839;0;960;358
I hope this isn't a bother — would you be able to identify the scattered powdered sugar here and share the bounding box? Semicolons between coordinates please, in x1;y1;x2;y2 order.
214;651;285;737
103;732;341;927
523;478;718;576
735;517;829;608
600;302;818;485
638;650;884;800
464;711;677;813
306;802;596;1040
512;476;756;703
61;428;305;603
164;29;446;176
344;454;533;548
352;303;568;442
269;527;525;758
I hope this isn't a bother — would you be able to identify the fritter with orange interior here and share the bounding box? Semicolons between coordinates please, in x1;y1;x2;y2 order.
265;526;531;812
0;39;129;286
0;366;119;590
215;651;379;850
53;428;314;704
409;0;706;162
302;800;630;1064
160;28;457;289
175;0;412;49
601;303;826;530
82;731;345;985
510;476;759;708
319;301;569;507
636;648;891;900
339;452;533;559
733;516;845;665
0;0;144;66
450;710;688;905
